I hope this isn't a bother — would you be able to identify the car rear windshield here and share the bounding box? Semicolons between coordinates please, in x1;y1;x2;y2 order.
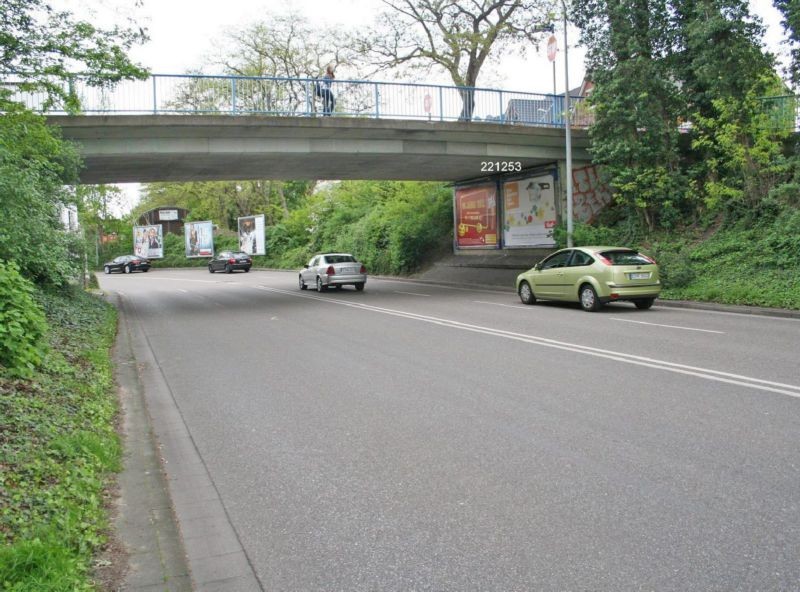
599;250;653;265
324;255;355;263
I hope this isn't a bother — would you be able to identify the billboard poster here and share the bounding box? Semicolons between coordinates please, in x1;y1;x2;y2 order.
184;221;214;258
502;174;557;247
133;224;164;259
237;214;266;256
455;184;498;248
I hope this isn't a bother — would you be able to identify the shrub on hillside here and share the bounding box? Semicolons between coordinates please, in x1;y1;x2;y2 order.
0;261;48;377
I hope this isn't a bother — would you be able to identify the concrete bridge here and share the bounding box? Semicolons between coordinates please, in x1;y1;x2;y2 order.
49;114;591;185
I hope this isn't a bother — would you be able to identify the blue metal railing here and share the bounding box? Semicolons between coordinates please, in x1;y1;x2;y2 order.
3;73;593;128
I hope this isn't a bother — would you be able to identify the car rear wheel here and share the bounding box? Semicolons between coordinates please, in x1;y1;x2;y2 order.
316;277;327;292
355;282;365;291
104;266;110;274
579;284;601;312
244;267;250;273
518;281;536;305
208;265;214;273
299;275;307;290
634;298;655;310
124;265;131;274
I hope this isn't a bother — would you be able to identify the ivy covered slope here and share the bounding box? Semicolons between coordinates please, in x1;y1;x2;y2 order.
0;273;120;590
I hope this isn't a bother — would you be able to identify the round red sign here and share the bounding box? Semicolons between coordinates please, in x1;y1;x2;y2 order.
547;35;557;62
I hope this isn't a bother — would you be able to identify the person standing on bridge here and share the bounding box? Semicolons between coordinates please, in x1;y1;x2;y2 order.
321;64;336;116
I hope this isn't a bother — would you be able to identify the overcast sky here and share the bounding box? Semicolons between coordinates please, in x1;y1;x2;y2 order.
51;0;788;212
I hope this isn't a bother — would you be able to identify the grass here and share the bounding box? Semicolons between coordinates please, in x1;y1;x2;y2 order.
0;286;119;591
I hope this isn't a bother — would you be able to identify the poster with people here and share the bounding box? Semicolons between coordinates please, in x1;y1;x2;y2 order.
184;221;214;258
237;215;266;256
454;184;498;249
502;173;557;247
133;225;164;259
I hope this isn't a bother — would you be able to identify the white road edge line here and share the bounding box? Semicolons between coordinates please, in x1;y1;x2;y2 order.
608;317;725;334
394;291;431;297
254;285;800;399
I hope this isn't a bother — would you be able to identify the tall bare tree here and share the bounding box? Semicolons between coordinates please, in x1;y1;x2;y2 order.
362;0;557;119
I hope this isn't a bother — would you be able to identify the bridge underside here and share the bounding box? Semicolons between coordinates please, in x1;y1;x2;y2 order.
49;115;590;185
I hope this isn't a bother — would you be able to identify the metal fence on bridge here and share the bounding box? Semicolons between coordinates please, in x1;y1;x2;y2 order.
4;73;593;128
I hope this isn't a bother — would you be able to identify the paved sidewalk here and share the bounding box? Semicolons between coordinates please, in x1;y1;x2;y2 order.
112;293;193;591
112;293;263;591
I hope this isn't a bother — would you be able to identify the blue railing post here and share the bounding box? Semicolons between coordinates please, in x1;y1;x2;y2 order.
231;78;237;114
374;83;380;118
439;86;444;122
152;76;157;115
499;91;504;123
305;79;311;116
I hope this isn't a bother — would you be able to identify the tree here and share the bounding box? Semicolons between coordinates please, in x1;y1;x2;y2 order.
573;0;781;229
774;0;800;86
1;0;148;110
573;0;686;230
362;0;557;119
1;0;148;285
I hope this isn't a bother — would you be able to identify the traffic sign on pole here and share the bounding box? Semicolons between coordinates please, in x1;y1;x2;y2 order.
547;35;558;62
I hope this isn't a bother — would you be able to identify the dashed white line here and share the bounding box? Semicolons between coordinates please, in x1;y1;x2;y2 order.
394;291;431;297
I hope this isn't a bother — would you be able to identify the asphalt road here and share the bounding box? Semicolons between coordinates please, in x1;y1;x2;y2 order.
101;268;800;591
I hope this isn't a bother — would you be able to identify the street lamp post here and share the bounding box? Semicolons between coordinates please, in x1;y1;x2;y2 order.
561;0;574;248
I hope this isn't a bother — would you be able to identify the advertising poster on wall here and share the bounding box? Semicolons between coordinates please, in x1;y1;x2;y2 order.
454;184;498;249
237;214;266;256
133;225;164;259
184;221;214;258
502;173;557;247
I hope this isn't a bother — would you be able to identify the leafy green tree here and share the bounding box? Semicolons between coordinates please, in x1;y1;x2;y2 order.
573;0;783;229
1;0;148;110
774;0;800;86
0;100;82;285
573;0;685;230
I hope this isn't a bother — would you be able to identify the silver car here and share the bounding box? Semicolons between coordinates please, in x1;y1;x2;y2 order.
299;253;367;292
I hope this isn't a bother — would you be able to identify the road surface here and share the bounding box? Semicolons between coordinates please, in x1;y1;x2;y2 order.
100;268;800;591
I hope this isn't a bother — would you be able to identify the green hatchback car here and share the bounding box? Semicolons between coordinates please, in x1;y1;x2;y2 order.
516;246;661;312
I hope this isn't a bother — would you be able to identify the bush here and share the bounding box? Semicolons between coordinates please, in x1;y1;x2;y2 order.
0;261;48;377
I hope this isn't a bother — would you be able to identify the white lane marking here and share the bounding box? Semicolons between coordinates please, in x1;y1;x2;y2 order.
254;285;800;399
176;289;188;293
474;300;528;310
394;291;431;297
609;317;725;334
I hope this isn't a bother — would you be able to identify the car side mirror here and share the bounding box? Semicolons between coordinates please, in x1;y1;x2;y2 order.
534;263;541;271
303;264;309;269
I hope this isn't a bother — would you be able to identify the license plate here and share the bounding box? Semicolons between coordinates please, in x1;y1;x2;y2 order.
629;272;650;280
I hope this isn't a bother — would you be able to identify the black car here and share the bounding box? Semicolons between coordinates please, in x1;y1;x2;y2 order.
208;251;252;273
103;255;151;274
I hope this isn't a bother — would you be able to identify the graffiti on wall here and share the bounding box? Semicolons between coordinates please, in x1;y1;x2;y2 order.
572;165;612;223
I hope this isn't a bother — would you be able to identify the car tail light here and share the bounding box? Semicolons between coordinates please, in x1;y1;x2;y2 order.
610;293;619;300
326;265;336;275
597;254;613;266
360;265;366;274
641;254;657;264
229;258;236;264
